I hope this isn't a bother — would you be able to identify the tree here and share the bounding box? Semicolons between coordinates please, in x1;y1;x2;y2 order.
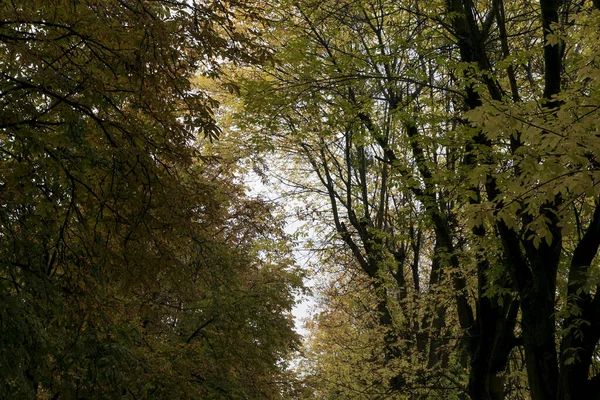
232;0;600;399
0;1;303;398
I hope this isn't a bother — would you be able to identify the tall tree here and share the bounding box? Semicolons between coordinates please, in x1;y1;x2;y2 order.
233;0;600;399
0;1;303;398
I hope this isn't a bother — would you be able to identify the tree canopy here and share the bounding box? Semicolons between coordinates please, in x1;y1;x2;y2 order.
5;0;600;399
0;1;302;399
230;0;600;399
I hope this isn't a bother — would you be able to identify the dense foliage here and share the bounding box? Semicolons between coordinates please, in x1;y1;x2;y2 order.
5;0;600;399
231;0;600;399
0;1;302;399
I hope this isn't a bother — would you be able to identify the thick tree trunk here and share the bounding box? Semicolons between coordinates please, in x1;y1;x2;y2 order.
447;0;566;396
517;2;563;399
467;265;518;400
446;1;521;397
521;293;559;400
558;202;600;399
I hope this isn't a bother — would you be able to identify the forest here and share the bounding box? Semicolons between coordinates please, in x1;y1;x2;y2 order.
2;1;600;399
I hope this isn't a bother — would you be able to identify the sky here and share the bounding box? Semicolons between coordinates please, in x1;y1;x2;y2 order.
243;171;318;337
